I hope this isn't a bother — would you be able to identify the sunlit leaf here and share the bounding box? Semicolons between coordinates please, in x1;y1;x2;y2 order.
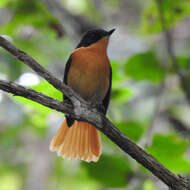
143;180;155;190
112;87;133;103
147;134;190;172
125;51;165;83
0;0;10;7
0;173;21;190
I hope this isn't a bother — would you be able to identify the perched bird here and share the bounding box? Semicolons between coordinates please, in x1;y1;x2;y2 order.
50;28;115;162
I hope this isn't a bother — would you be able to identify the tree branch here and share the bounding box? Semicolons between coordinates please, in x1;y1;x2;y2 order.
0;80;72;114
0;36;190;190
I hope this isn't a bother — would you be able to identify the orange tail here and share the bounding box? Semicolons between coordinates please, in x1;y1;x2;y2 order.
50;119;101;162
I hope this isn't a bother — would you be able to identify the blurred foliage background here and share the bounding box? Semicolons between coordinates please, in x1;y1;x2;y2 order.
0;0;190;190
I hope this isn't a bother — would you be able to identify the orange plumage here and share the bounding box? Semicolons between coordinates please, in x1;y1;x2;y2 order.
50;120;101;162
68;37;110;101
50;29;114;162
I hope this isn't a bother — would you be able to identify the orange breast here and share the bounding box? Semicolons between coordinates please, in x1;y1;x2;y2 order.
67;38;110;102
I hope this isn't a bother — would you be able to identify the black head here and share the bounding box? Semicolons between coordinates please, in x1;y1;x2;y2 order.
76;28;115;48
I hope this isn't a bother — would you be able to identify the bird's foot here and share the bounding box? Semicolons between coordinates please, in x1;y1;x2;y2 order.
90;100;105;113
63;98;73;108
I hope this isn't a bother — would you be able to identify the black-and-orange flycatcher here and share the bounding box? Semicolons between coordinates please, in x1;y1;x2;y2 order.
50;28;115;162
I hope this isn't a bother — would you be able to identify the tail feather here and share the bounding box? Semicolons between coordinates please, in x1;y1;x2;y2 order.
86;126;92;162
71;123;78;159
91;125;101;157
50;120;69;152
84;125;91;162
75;122;81;160
84;124;90;161
50;119;101;162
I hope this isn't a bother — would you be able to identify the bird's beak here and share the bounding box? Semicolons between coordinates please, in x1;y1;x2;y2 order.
107;29;115;36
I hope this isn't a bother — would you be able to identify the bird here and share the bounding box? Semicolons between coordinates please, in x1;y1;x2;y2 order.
49;28;115;162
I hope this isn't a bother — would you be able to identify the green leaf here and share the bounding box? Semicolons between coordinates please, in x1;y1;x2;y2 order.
82;155;131;187
111;60;134;103
143;180;155;190
125;51;165;83
0;173;21;190
31;80;62;100
111;60;126;84
0;0;10;7
112;87;133;103
147;134;190;172
177;56;190;72
1;0;57;35
117;121;144;142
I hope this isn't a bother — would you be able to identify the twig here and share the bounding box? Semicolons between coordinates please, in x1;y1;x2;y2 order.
127;173;143;190
43;0;96;37
156;0;190;104
139;81;165;147
146;82;165;146
0;36;190;190
167;113;190;138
